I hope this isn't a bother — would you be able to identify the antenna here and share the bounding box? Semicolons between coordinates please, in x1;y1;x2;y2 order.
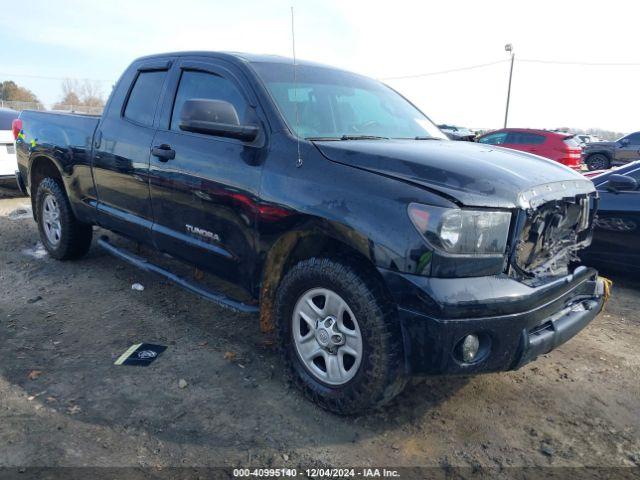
291;6;303;167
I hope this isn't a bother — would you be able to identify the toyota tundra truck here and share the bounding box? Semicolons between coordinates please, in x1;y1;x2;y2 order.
14;52;606;414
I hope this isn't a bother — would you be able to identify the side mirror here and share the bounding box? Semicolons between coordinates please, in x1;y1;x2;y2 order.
607;174;638;192
619;138;630;147
179;99;258;142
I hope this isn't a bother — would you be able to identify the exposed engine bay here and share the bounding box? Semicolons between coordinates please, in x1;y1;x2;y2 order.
514;194;594;278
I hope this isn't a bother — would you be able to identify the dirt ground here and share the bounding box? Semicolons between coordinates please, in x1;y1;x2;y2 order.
0;188;639;476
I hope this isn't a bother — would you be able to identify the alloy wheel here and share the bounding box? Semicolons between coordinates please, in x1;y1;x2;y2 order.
292;288;363;386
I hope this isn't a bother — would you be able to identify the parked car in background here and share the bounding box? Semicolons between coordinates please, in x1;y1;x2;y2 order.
580;161;640;273
576;134;603;145
0;108;19;186
437;124;476;141
478;128;582;169
582;132;640;171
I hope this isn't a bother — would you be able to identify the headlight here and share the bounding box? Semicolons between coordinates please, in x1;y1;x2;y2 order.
408;203;511;255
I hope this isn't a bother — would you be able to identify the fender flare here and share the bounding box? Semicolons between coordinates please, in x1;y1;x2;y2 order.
257;221;374;333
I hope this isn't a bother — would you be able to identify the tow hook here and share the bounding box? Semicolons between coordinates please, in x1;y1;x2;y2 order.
597;276;613;304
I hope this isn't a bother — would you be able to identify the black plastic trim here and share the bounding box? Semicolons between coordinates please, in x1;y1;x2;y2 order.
97;236;258;314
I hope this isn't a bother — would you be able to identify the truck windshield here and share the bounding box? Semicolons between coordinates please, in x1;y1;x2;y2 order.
251;62;447;141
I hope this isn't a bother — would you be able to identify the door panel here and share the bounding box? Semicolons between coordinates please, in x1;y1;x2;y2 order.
93;117;156;241
149;60;265;291
616;134;640;162
93;65;170;243
617;144;640;162
589;189;640;269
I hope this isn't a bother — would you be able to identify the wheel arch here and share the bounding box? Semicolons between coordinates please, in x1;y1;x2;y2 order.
586;150;612;161
29;154;65;220
257;225;393;334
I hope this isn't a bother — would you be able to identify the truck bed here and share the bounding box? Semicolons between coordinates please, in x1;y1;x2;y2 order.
15;110;101;222
17;110;100;152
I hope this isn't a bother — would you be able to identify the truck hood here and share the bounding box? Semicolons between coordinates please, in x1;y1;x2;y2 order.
314;139;594;209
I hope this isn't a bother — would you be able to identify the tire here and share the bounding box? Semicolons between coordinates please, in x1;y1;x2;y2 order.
275;257;407;415
35;177;93;260
586;153;610;171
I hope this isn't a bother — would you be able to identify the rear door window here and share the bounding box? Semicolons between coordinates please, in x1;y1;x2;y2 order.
506;132;546;145
479;132;507;145
124;70;168;126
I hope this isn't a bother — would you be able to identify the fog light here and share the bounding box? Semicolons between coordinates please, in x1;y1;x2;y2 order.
461;334;480;363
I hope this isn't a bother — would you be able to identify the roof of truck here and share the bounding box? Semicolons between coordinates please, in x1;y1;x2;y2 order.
135;51;327;68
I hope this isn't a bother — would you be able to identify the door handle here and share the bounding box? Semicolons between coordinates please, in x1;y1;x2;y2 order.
151;144;176;162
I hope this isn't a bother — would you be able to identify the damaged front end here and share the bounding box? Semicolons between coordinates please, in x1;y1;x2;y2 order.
512;180;597;278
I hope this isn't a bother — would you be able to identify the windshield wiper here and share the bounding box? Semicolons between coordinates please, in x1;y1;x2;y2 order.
306;135;389;141
339;135;388;140
394;136;442;140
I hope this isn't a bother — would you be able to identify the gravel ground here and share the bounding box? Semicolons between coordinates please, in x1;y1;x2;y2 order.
0;192;639;477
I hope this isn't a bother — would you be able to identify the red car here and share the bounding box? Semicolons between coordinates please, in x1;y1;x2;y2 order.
478;128;583;169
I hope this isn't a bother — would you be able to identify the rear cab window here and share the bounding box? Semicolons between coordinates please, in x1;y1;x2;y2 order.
124;70;168;126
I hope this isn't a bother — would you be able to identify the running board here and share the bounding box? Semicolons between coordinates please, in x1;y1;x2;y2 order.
97;236;259;314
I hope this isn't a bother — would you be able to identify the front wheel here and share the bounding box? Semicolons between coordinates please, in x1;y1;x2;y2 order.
586;153;610;171
35;177;93;260
275;257;407;414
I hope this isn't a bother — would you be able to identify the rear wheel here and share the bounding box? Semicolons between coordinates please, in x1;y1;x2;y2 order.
586;153;610;171
35;177;93;260
275;257;407;414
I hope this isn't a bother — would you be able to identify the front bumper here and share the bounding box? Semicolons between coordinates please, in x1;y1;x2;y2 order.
380;266;604;375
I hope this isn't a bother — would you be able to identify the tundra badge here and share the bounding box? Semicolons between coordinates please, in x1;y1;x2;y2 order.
186;224;221;242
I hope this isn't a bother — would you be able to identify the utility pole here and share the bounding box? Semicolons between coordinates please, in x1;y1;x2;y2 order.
504;43;514;128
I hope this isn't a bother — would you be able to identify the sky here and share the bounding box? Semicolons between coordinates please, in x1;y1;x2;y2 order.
1;0;639;132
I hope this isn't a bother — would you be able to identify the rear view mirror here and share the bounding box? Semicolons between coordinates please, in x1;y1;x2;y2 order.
607;174;637;192
179;99;258;142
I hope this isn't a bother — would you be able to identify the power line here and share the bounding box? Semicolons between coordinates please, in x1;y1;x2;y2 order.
518;58;640;66
5;57;640;86
382;57;640;81
380;60;508;80
0;72;112;83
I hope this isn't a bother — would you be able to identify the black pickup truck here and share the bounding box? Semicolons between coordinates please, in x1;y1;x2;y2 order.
15;52;606;414
583;131;640;170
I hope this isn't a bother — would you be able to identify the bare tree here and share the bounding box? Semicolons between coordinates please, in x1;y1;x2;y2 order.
53;78;105;112
79;80;104;108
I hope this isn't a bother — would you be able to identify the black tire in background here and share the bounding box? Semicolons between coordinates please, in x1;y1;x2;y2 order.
586;153;610;171
275;257;407;415
35;177;93;260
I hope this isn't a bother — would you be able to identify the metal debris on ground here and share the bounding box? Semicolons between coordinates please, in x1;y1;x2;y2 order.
21;242;47;259
7;206;33;220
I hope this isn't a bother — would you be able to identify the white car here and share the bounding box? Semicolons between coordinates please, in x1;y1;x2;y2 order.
0;108;19;186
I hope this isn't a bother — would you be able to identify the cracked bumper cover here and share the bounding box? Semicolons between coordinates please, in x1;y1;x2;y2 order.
379;266;604;375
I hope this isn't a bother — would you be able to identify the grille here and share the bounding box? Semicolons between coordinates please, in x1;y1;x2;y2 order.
514;194;592;277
